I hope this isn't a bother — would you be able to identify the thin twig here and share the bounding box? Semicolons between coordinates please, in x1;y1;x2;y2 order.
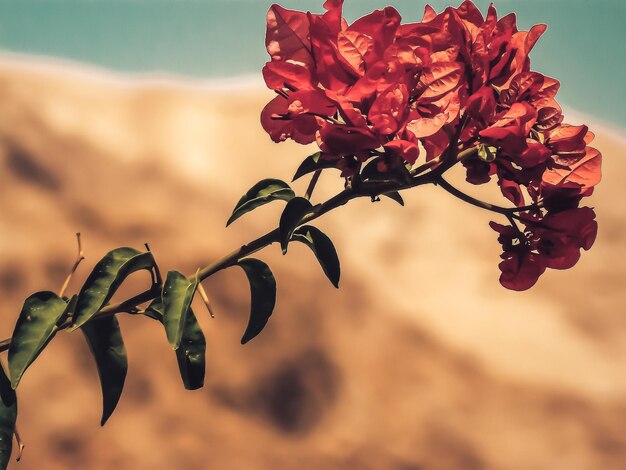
59;233;85;298
304;169;322;200
436;176;528;221
14;425;24;462
197;282;215;319
411;145;478;177
144;243;163;286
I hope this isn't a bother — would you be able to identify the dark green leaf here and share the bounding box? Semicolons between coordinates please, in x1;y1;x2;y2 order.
227;179;295;226
237;259;276;345
361;157;411;184
176;309;206;390
0;364;16;470
143;298;206;390
292;225;341;288
72;247;155;330
279;197;312;254
143;297;164;322
82;316;128;426
383;191;404;206
292;152;338;181
361;158;389;183
9;292;74;389
162;271;198;350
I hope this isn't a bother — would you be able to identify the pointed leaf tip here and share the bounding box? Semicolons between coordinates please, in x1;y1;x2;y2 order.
144;298;206;390
227;179;295;226
292;152;338;181
82;316;128;426
176;308;206;390
383;191;404;206
237;259;276;344
279;197;313;254
0;364;16;470
293;226;341;288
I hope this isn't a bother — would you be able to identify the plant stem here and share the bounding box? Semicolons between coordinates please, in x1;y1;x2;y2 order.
435;176;532;221
0;171;437;354
59;233;85;298
304;169;322;200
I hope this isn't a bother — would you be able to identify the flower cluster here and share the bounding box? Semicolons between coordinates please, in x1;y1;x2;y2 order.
261;0;602;290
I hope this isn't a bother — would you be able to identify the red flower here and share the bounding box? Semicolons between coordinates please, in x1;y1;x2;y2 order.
261;1;602;291
535;207;598;269
490;222;547;291
491;207;597;290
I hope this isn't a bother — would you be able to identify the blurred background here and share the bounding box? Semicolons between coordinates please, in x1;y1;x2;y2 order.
0;1;624;468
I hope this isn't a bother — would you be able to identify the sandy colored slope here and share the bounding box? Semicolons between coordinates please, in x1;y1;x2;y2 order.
0;55;625;469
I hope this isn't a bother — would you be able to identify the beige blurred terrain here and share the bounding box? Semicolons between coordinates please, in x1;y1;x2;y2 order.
0;55;625;470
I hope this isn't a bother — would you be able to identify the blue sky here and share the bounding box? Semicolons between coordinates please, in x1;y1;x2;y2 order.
0;0;624;127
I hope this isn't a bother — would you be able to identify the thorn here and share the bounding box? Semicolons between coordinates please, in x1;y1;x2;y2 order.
59;233;85;298
14;426;24;462
197;282;215;319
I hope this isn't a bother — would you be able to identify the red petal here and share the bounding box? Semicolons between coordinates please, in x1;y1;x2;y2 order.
262;61;314;91
368;84;409;135
422;5;437;22
266;5;313;66
499;178;525;206
498;252;547;291
543;146;602;192
261;91;335;145
407;113;447;138
418;62;464;101
337;30;374;76
317;124;380;155
384;139;420;164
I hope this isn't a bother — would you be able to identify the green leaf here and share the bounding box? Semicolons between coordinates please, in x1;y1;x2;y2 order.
279;197;312;254
175;309;206;390
227;179;295;226
361;158;409;184
82;316;128;426
162;271;198;350
143;297;164;322
383;191;404;206
0;364;16;470
8;292;75;389
361;158;388;183
237;259;276;345
292;225;341;288
72;247;155;330
144;298;205;390
292;152;338;181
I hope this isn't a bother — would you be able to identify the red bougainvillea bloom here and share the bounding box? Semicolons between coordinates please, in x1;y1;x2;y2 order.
261;0;602;291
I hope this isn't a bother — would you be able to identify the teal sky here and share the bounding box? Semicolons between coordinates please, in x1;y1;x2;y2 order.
0;0;624;128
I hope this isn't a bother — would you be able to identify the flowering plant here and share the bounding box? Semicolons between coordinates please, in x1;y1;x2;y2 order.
261;0;601;290
0;1;601;468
